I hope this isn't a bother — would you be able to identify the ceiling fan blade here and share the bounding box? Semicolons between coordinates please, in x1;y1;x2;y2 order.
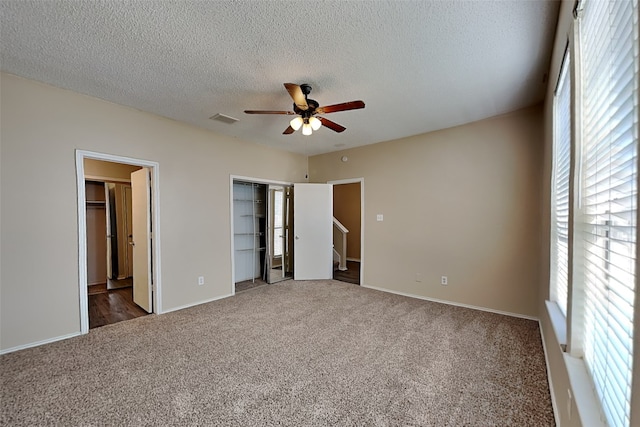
244;110;296;115
283;126;295;135
316;100;365;115
318;117;346;133
284;83;309;111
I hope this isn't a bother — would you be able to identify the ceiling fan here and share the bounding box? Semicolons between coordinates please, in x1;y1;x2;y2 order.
244;83;365;135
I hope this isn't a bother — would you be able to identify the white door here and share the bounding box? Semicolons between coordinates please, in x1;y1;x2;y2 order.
123;185;134;278
131;167;152;313
294;183;333;280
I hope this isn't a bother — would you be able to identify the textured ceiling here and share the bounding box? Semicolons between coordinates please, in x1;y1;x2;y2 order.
0;1;560;156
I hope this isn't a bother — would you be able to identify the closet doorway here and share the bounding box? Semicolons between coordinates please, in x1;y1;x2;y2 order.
85;177;147;328
76;151;161;333
232;178;293;293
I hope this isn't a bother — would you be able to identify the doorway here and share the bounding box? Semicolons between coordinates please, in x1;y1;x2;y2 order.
232;176;299;293
232;179;294;293
330;179;363;285
76;150;161;334
230;176;340;292
85;177;147;328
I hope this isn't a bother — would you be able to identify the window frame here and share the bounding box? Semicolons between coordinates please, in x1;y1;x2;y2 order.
547;1;639;426
550;44;572;319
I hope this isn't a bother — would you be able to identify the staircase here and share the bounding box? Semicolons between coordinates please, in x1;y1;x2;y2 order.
333;217;349;271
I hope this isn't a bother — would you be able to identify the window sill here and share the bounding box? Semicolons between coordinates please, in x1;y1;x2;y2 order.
545;301;605;427
545;300;567;350
564;354;606;427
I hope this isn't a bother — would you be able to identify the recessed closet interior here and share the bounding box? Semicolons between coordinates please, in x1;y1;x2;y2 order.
233;180;293;291
85;180;135;288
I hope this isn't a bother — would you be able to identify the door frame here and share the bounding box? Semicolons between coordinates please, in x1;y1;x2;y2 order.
76;150;162;333
229;175;293;295
328;177;365;285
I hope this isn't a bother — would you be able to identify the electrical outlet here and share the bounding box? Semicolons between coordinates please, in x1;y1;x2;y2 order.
415;273;422;282
441;276;448;285
198;276;205;286
376;214;384;221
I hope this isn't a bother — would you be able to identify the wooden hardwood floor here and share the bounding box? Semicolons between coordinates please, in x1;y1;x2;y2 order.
88;285;148;329
334;261;360;285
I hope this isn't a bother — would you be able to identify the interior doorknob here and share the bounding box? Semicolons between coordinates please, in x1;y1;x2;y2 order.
295;236;299;240
129;241;135;246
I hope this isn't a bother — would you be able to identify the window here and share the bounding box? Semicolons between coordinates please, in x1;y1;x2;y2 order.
576;0;638;426
551;48;571;317
549;0;638;425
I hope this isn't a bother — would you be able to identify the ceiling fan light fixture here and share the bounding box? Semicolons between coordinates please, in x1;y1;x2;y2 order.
244;83;364;136
290;116;303;131
309;116;322;131
302;123;313;136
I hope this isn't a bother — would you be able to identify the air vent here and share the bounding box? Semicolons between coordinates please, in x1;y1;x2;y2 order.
209;113;239;124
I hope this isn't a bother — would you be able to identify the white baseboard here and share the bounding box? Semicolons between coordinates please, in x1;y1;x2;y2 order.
0;331;83;355
161;293;234;314
2;293;236;353
361;284;539;321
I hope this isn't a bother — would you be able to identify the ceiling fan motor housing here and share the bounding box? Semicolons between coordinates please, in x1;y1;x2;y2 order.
294;98;319;117
300;83;312;96
293;84;316;118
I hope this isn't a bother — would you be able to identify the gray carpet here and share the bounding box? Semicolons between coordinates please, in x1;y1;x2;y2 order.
1;280;554;426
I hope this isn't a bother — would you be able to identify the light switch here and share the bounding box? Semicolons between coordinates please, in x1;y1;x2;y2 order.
376;214;383;221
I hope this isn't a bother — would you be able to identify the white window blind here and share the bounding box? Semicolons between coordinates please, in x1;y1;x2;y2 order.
551;49;571;317
578;0;638;426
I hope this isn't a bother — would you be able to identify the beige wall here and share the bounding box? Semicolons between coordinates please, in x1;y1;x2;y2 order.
0;73;307;351
310;106;543;318
333;182;361;259
84;159;141;181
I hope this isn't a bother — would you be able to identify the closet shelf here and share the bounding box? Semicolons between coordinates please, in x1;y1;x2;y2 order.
86;200;106;205
233;180;267;282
